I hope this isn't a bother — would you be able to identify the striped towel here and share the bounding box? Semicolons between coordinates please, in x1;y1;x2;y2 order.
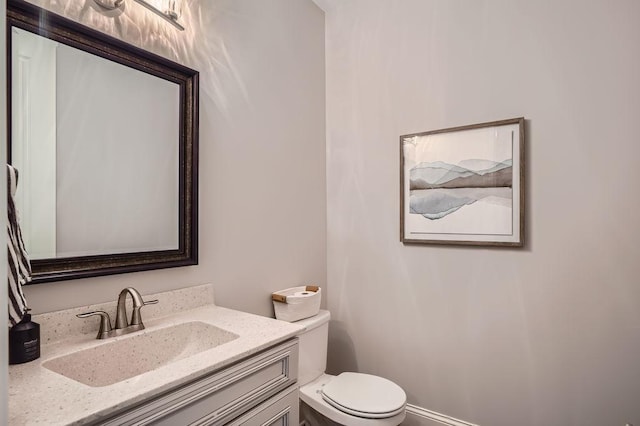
7;164;32;327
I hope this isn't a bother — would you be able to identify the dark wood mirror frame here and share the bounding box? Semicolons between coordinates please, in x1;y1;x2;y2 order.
6;0;199;284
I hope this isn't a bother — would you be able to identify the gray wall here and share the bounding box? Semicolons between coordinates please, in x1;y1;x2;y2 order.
321;1;640;426
21;0;326;318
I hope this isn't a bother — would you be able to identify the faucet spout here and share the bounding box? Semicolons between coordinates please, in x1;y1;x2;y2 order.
78;287;159;340
115;287;158;330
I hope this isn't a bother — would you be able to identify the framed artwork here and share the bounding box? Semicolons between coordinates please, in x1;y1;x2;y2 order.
400;118;524;247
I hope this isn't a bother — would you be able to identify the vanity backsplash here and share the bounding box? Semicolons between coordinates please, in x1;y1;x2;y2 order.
34;284;215;345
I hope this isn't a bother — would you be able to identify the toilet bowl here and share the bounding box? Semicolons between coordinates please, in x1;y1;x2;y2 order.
294;310;406;425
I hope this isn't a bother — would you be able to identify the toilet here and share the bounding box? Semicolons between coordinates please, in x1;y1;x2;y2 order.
295;310;406;425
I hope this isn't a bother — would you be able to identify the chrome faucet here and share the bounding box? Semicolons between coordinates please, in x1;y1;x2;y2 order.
77;287;158;339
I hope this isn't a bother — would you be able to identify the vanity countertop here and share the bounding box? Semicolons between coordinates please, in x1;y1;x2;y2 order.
8;286;304;425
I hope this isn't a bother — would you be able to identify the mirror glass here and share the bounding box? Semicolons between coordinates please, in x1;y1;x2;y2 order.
8;0;198;283
12;28;180;260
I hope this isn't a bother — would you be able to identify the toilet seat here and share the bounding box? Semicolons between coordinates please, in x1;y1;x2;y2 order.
321;372;406;419
300;374;406;426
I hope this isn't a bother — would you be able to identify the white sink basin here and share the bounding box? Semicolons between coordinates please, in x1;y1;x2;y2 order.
43;321;239;387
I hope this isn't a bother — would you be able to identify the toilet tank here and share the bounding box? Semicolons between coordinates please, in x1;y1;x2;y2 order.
294;310;331;386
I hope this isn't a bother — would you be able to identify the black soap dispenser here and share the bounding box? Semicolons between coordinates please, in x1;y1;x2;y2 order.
9;310;40;364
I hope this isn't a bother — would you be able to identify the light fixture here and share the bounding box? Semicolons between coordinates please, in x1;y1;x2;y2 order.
161;0;182;20
93;0;185;30
133;0;184;30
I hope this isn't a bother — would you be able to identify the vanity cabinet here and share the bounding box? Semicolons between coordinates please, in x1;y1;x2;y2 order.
97;339;299;426
227;385;299;426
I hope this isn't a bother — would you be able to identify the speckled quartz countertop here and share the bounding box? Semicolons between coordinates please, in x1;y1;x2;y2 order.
8;284;304;425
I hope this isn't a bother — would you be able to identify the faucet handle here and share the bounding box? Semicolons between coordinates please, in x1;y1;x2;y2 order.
129;298;159;327
77;311;113;339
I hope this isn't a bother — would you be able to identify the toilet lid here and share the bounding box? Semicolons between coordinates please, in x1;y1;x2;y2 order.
321;372;406;419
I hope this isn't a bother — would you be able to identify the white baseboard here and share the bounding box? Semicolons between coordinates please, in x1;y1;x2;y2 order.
404;404;479;426
299;404;478;426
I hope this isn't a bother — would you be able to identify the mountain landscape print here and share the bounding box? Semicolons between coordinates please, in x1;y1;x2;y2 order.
409;158;513;220
401;118;524;246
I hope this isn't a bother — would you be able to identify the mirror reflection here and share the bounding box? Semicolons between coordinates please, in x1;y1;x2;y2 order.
11;27;181;260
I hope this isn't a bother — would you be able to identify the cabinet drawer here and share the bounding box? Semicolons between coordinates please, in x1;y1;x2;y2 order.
98;338;298;426
226;385;299;426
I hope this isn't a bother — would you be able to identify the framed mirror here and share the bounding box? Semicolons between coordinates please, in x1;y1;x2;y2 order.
7;0;199;284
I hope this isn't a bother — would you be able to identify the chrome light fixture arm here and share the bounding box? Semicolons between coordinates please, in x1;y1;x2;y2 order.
92;0;185;30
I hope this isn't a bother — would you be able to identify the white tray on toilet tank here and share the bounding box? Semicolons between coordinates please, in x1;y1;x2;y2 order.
272;286;321;322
